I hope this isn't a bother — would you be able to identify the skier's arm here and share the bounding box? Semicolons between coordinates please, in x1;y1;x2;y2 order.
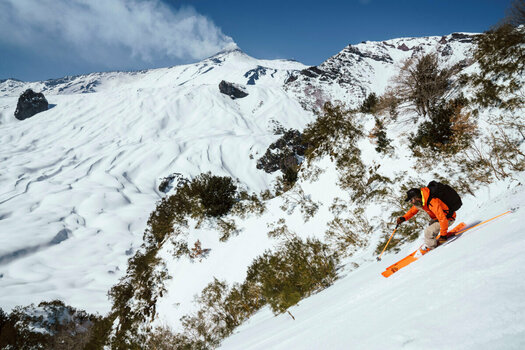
403;206;419;221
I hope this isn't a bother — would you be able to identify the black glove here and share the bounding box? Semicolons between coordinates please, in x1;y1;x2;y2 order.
396;217;406;225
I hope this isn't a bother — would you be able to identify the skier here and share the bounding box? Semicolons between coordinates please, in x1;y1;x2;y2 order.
396;183;460;250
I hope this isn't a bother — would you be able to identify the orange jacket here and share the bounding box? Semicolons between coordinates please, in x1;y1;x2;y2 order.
402;187;456;237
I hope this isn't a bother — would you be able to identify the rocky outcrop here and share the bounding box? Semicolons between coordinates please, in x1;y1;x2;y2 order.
14;89;48;120
397;43;410;51
256;129;307;174
158;173;189;193
219;80;248;99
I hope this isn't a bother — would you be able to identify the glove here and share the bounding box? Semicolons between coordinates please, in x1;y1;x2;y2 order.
396;217;406;225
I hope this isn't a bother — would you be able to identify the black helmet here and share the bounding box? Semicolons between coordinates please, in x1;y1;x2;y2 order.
405;188;421;202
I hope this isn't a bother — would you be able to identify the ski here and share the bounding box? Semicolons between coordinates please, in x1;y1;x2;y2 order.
381;222;466;278
381;211;512;278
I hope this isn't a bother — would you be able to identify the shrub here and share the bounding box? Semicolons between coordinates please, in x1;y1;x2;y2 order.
188;173;238;218
394;53;461;118
410;96;476;156
369;117;393;154
279;185;320;222
375;89;400;120
325;208;371;256
360;92;379;114
302;102;363;163
245;237;339;314
471;23;524;110
0;301;105;350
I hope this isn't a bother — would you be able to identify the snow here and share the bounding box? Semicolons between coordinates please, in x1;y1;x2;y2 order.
1;33;524;349
219;180;525;350
0;48;312;313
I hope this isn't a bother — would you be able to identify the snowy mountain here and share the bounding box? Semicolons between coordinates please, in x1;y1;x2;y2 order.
0;46;311;313
1;30;524;349
285;33;475;110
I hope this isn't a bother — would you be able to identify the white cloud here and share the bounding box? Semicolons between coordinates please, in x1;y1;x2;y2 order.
0;0;234;67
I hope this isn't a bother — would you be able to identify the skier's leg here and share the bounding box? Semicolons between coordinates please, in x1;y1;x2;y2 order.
424;222;441;249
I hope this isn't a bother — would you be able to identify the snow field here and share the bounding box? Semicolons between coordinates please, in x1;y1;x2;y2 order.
219;179;525;350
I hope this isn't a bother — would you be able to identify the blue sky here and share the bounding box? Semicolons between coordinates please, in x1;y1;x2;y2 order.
0;0;513;81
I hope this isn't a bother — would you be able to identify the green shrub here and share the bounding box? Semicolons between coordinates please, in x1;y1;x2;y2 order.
302;102;363;163
189;173;238;218
0;301;105;350
360;93;379;114
245;237;339;313
369;117;393;154
410;97;476;156
471;24;524;110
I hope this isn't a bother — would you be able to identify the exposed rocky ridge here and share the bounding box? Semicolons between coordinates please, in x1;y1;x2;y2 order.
285;33;477;111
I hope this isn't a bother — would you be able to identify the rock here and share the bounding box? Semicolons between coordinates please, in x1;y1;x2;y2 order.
256;129;308;174
397;43;410;51
50;229;71;245
219;80;248;99
14;89;49;120
158;172;189;193
450;33;474;43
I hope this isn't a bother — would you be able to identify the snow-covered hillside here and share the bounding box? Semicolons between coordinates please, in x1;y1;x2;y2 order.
286;33;475;110
219;180;525;350
0;46;312;313
1;30;524;350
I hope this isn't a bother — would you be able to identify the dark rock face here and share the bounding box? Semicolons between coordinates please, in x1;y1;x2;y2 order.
14;89;48;120
450;33;474;43
256;129;308;174
158;173;189;193
397;43;410;51
219;80;248;99
244;66;276;85
346;46;394;63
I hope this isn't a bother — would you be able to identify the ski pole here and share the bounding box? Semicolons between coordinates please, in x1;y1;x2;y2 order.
377;225;398;261
453;210;512;236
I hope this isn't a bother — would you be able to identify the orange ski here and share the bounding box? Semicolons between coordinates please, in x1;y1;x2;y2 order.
381;247;429;277
381;222;466;278
381;210;512;278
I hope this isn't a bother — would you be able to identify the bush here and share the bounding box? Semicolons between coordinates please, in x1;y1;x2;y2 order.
325;208;371;256
0;301;105;350
245;237;339;313
369;117;393;154
471;23;524;110
360;92;378;114
302;102;363;163
410;96;476;156
189;173;238;218
394;53;461;118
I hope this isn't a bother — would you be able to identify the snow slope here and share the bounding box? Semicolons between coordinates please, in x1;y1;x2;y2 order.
1;31;524;350
219;180;525;350
0;47;312;313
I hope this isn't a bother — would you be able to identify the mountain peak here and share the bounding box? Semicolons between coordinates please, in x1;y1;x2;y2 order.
206;42;252;62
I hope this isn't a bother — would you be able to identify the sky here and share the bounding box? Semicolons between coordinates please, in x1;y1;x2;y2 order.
0;0;514;82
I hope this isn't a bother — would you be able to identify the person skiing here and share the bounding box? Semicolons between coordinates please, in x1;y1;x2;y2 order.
396;184;459;250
